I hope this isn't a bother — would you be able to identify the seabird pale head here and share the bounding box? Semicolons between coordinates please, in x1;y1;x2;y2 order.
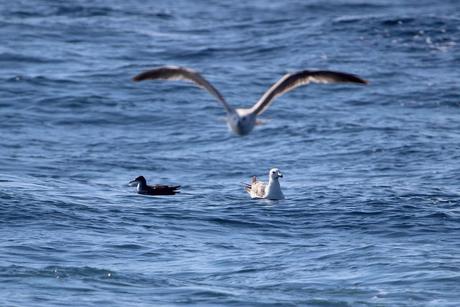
269;168;283;180
229;109;256;135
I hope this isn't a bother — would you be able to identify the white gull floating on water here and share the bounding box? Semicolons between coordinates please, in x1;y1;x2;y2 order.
245;168;285;200
133;66;367;136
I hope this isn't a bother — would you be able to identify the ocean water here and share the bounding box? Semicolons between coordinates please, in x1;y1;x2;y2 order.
1;0;460;305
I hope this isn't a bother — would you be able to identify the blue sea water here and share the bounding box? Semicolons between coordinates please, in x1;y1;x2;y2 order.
1;0;460;305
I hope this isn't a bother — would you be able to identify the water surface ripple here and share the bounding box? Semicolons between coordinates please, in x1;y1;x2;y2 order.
1;0;460;306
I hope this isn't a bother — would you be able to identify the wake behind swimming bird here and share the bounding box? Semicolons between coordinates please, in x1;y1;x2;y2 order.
245;168;285;200
133;66;367;135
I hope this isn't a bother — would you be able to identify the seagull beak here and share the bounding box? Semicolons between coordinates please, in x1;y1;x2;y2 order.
278;172;283;178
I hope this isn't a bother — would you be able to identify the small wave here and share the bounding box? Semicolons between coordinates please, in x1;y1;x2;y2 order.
331;15;459;52
52;5;113;17
0;265;113;280
302;2;387;13
0;52;61;64
35;95;114;109
4;75;77;86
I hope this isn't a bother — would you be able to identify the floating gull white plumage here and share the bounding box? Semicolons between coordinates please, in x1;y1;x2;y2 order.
133;66;367;136
245;168;285;200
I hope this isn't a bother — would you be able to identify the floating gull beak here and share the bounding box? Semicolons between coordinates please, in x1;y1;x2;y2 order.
278;172;283;178
128;180;138;187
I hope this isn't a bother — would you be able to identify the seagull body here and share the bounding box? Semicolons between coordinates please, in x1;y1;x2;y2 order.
128;176;180;196
245;168;285;200
133;66;367;136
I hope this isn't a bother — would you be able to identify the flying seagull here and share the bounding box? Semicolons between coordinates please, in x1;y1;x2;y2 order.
133;66;367;135
244;168;285;200
128;176;180;196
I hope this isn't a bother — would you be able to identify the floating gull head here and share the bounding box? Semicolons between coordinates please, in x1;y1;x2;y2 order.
269;168;283;180
133;66;367;136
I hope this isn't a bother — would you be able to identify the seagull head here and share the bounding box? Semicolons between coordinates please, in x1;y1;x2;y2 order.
128;175;147;187
269;168;283;180
229;109;256;136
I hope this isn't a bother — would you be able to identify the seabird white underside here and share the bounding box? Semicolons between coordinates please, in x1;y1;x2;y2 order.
133;66;367;136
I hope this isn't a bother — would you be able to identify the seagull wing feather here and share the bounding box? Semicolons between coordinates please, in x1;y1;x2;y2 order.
251;180;266;198
250;70;367;115
133;66;234;114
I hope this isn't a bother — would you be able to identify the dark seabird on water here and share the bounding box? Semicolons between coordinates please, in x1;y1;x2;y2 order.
128;176;180;196
133;66;368;136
